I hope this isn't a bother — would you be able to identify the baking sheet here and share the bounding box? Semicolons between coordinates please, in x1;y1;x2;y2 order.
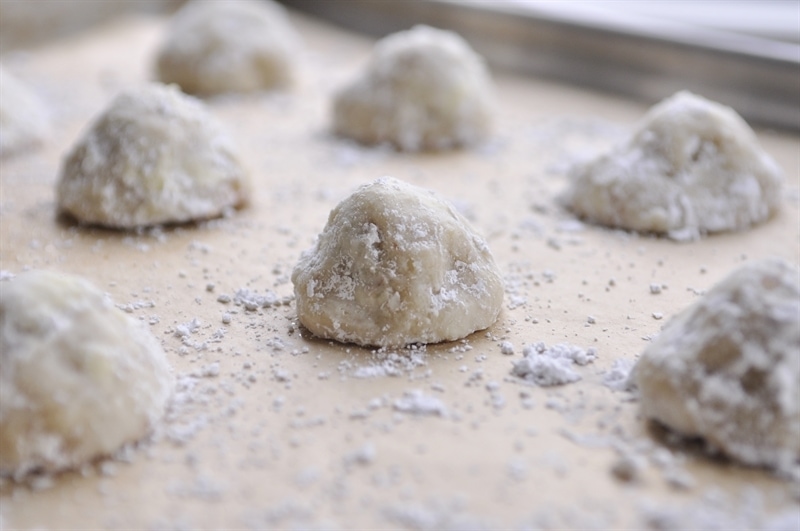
1;9;799;530
281;0;800;131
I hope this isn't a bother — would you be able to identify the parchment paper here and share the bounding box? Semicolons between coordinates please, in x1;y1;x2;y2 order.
1;10;798;530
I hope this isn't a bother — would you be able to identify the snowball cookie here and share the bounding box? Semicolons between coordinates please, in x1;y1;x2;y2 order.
0;270;174;477
332;25;495;151
155;0;300;96
56;83;248;228
0;66;49;158
564;91;783;241
292;177;504;348
632;259;800;470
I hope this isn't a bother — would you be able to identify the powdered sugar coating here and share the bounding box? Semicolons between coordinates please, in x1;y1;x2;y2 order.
564;91;783;240
292;177;504;348
0;270;173;478
56;83;248;228
633;259;800;470
332;25;495;151
155;0;300;96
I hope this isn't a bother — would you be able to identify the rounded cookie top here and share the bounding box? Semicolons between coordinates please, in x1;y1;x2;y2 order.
155;0;301;96
292;177;504;348
564;91;783;241
332;25;495;152
0;270;174;478
633;258;800;470
56;83;249;229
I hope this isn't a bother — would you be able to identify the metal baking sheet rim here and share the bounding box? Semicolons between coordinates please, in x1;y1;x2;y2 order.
282;0;800;131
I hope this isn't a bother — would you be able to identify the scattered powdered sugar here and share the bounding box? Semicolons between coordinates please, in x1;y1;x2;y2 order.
382;498;487;530
638;488;800;531
514;356;581;386
191;362;220;378
228;288;293;311
649;283;664;294
342;442;376;468
602;358;636;392
510;342;597;386
169;318;227;354
357;348;427;378
161;375;211;446
507;294;527;310
174;318;202;338
338;346;428;379
351;365;391;378
116;299;156;313
392;389;447;416
529;342;597;366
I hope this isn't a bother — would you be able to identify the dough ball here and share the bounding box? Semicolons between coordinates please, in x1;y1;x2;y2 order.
292;177;504;348
155;0;300;96
0;66;49;158
332;25;495;151
56;83;249;229
564;91;783;241
0;270;174;477
632;259;800;470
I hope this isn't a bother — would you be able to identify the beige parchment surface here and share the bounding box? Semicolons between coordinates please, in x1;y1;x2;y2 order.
1;10;799;530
